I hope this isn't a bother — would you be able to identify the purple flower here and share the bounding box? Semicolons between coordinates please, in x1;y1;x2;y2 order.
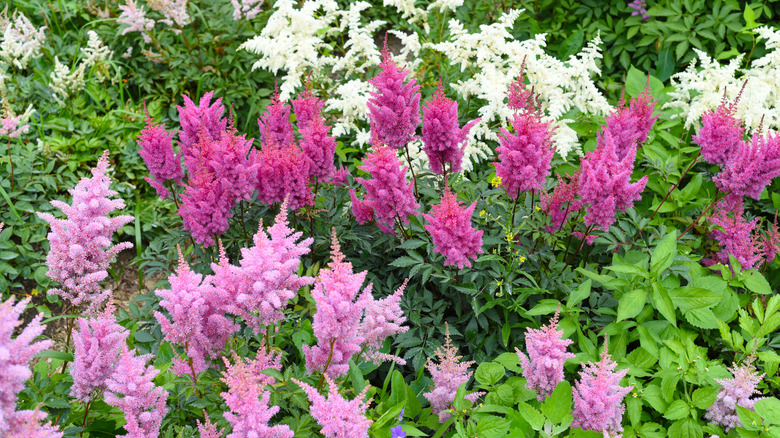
421;83;479;175
541;170;581;233
494;109;555;199
36;151;134;314
179;163;234;247
515;309;575;401
353;145;419;234
176;91;227;172
391;425;406;438
571;345;633;437
292;85;325;131
359;280;409;365
330;166;350;187
604;87;657;160
507;63;541;114
196;412;223;438
293;375;372;438
299;115;337;182
705;356;765;432
423;187;484;269
704;207;763;271
693;97;744;166
349;189;374;224
367;41;421;150
714;130;780;210
137;107;184;199
255;141;313;210
258;90;294;148
199;118;260;204
628;0;649;20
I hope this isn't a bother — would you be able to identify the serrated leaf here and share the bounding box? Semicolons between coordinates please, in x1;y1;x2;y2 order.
664;399;690;420
684;307;719;329
754;398;780;425
652;283;677;326
541;381;572;424
651;231;678;276
517;402;545;431
475;362;506;386
740;270;773;295
668;287;721;310
617;289;648;321
692;387;719;409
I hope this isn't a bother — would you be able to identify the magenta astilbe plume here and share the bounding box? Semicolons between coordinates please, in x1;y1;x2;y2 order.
71;303;129;402
705;356;765;432
217;203;313;333
421;83;479;175
198;118;260;203
507;63;541;114
177;91;227;171
155;249;238;378
424;327;482;422
0;297;55;436
349;189;374;224
331;166;350;187
354;145;419;233
571;345;633;437
714;130;780;210
36;151;134;314
423;187;483;269
604;87;657;160
255;142;313;210
104;347;168;438
541;170;581;233
693;97;744;166
293;375;372;438
300;115;337;181
515;309;575;401
367;42;421;150
359;280;409;365
258;90;294;147
704;207;763;270
292;86;325;131
138;109;184;199
763;212;780;263
494;109;555;199
577;131;648;236
303;232;372;377
179;163;234;247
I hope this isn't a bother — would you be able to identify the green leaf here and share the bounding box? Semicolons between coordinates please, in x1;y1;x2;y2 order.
567;279;592;308
541;381;573;424
740;270;773;294
605;263;649;278
668;418;703;438
652;283;677;326
558;30;584;59
684;307;720;329
651;230;677;277
133;330;155;343
493;352;522;373
475;362;506;386
692;387;719;409
737;405;763;430
36;350;74;362
664;399;690;420
617;289;648;321
626;65;664;97
754;398;780;425
743;4;758;30
517;402;545;431
668;287;722;310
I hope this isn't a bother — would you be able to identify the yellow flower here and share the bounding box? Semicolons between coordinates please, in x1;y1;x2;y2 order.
534;205;541;211
491;175;502;187
505;232;514;243
519;256;526;263
479;210;486;217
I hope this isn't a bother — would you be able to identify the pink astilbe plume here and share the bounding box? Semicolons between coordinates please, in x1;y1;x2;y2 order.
762;212;780;263
220;350;292;438
155;248;238;378
494;107;555;199
704;207;763;270
331;166;350;187
293;375;372;438
231;0;264;21
179;162;233;247
541;170;581;233
138;106;184;199
199;117;260;203
693;93;744;166
1;113;29;139
37;151;134;314
516;309;575;401
577;131;648;238
292;84;325;131
349;189;374;224
104;347;168;438
118;0;155;43
4;409;63;438
507;62;541;114
714;130;780;210
571;344;633;437
300;115;337;182
196;412;223;438
255;141;313;210
71;302;130;402
216;202;313;333
303;231;373;377
353;145;419;233
176;91;227;171
421;83;479;175
423;187;483;269
367;40;421;150
258;89;294;148
424;326;483;422
603;86;657;160
705;355;765;432
359;279;409;365
0;297;57;436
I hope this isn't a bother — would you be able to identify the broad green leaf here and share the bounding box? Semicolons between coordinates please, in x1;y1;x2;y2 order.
605;263;649;278
494;352;522;373
754;398;780;425
541;381;573;424
668;418;703;438
626;65;664;97
664;399;690;420
567;279;592;308
617;289;648;321
668;287;721;310
684;307;719;329
651;230;677;277
737;405;763;430
476;362;506;386
652;283;677;326
740;270;773;294
516;402;545;431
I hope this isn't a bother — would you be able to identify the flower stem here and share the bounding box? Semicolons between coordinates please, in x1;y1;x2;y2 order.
317;339;336;391
678;190;730;240
403;144;419;199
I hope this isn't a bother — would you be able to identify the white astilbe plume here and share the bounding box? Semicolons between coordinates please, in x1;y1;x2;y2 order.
81;31;113;83
427;0;463;13
118;0;155;43
50;57;86;104
329;1;384;76
388;30;422;71
231;0;264;21
383;0;428;28
325;79;374;144
666;26;780;133
0;10;46;70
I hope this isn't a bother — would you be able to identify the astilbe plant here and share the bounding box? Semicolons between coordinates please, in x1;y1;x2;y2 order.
705;356;765;432
179;161;234;247
714;129;780;210
705;207;763;270
255;140;313;210
515;309;575;401
176;91;228;170
571;345;633;437
358;279;409;365
299;115;337;182
422;186;483;269
199;118;260;203
258;89;294;147
104;346;168;438
421;83;479;175
155;248;238;378
763;212;780;263
137;106;183;199
541;170;580;233
367;40;421;150
293;375;372;438
196;413;223;438
603;86;657;160
291;84;325;131
36;151;134;314
692;94;744;166
303;231;372;377
352;145;419;234
424;326;483;423
0;297;61;437
215;202;313;333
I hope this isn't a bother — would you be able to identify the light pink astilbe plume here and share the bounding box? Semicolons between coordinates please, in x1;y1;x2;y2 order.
0;297;56;436
705;356;765;432
577;131;648;239
147;0;189;28
154;248;238;378
176;91;227;172
258;90;294;148
541;170;581;233
693;95;744;166
36;151;134;314
359;279;409;365
603;86;657;160
303;231;373;377
704;207;763;271
293;375;372;438
215;203;313;333
421;83;479;175
353;145;419;234
515;309;575;401
4;409;63;438
118;0;155;43
104;346;168;438
571;345;633;437
367;41;421;150
71;302;129;402
423;187;483;269
494;108;555;199
1;113;29;139
196;412;223;438
714;130;780;211
179;161;233;247
424;327;483;423
292;85;325;131
300;115;337;182
255;141;313;210
138;108;184;200
231;0;264;20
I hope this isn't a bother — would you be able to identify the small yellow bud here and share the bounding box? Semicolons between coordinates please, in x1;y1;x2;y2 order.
519;256;526;263
479;210;486;217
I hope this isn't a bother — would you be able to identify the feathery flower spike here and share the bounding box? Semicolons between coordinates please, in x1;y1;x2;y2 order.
176;91;227;172
258;87;294;148
693;90;745;166
293;375;372;438
423;186;483;269
421;82;479;175
705;355;765;432
359;279;409;365
138;104;183;199
516;308;575;401
704;207;763;271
